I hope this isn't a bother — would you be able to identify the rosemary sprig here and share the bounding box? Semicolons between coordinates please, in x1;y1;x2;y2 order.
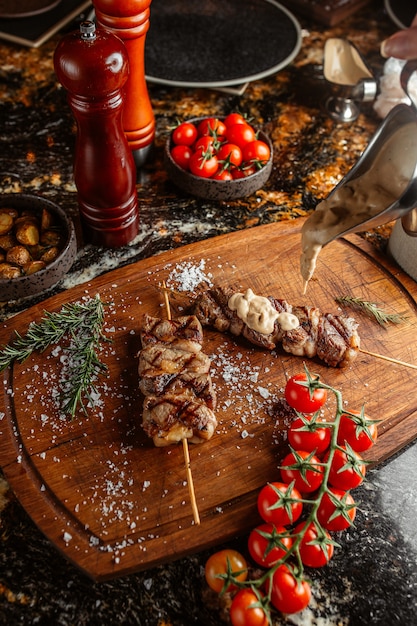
335;295;408;326
0;295;110;418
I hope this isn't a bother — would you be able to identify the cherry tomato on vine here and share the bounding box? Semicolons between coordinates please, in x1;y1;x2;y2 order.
288;415;331;455
241;140;271;165
170;144;193;170
225;123;257;149
216;142;243;168
205;549;248;593
171;121;198;146
229;589;269;626
337;410;378;452
325;445;366;490
248;522;293;568
285;373;328;414
193;134;220;154
189;148;218;179
280;450;324;493
317;487;357;531
197;116;226;138
294;521;334;567
269;565;311;614
257;481;303;526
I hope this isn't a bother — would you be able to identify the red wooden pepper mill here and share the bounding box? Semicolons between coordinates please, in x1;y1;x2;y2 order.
54;21;139;247
93;0;155;168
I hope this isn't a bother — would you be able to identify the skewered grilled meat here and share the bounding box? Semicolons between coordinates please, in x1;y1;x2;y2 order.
139;371;216;409
141;314;204;352
192;286;360;368
138;344;211;377
142;395;217;446
139;314;217;446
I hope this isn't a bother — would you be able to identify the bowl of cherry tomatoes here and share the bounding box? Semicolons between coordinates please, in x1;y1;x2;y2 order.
164;114;273;201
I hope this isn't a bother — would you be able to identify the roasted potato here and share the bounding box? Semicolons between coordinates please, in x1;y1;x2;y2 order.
0;234;16;251
41;208;54;230
0;262;21;279
7;245;32;267
23;260;46;275
15;220;40;246
0;207;19;219
40;246;60;263
0;213;13;235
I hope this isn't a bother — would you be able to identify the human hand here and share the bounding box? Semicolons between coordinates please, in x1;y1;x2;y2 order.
381;13;417;59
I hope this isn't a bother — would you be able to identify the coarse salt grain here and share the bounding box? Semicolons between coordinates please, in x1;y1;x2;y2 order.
166;259;213;292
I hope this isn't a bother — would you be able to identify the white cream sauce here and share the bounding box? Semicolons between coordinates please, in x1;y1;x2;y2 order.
300;122;417;293
228;288;299;335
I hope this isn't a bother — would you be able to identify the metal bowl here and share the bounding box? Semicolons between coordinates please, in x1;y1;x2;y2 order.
0;193;77;302
164;117;273;201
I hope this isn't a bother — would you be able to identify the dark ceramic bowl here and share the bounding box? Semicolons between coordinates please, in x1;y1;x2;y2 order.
0;193;77;302
164;117;273;201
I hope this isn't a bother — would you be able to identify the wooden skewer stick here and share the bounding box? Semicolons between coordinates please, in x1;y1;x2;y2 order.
360;348;417;370
162;281;201;526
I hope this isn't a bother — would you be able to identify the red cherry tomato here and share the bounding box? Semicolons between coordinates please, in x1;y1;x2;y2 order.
280;450;324;493
257;481;303;526
241;140;271;165
216;142;243;168
225;123;257;149
212;169;233;181
229;589;268;626
317;487;357;531
224;112;247;127
295;521;334;568
285;372;328;414
288;415;331;455
231;164;258;179
325;446;366;490
189;148;218;179
194;135;220;154
204;549;247;593
337;410;378;452
248;522;293;568
269;565;311;614
170;144;193;170
171;122;198;146
197;117;226;137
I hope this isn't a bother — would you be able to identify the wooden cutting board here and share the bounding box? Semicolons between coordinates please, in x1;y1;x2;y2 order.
1;219;417;581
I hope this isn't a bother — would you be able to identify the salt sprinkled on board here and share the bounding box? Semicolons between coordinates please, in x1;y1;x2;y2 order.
166;259;213;292
210;341;280;438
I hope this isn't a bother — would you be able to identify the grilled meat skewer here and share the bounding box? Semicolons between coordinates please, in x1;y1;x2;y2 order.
192;286;360;368
139;314;217;446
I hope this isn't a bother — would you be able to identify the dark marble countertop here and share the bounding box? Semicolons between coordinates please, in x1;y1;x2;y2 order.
1;1;417;624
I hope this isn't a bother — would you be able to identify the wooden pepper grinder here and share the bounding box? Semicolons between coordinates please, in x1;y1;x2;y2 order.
93;0;155;169
54;21;139;247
